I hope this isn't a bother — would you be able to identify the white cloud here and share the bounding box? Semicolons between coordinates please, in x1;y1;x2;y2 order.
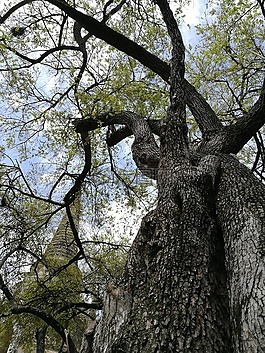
0;2;6;11
183;0;204;26
180;0;205;47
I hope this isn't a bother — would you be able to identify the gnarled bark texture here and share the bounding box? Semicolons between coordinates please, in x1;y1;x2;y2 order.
217;156;265;353
90;154;265;353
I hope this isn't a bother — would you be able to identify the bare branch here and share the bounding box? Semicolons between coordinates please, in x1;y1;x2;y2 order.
103;0;126;22
11;305;77;351
72;21;89;115
1;0;222;138
0;248;18;270
153;0;191;168
1;183;63;206
155;0;185;82
44;0;223;140
0;0;36;23
64;133;91;205
0;43;80;68
257;0;265;18
0;273;16;306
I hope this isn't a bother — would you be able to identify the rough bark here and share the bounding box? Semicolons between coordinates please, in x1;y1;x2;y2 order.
216;155;265;352
90;154;265;353
93;154;232;353
80;322;97;353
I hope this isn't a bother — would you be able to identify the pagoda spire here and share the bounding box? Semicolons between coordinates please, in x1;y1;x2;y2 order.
45;192;81;262
6;192;83;353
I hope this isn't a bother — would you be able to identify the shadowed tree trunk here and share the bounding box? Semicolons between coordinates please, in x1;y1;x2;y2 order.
91;154;265;353
216;156;265;352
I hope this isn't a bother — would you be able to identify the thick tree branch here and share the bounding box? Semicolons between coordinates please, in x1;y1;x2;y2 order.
257;0;265;18
155;0;185;83
73;21;89;113
106;119;162;146
103;0;127;22
199;78;265;155
44;0;221;136
12;306;66;339
74;112;161;136
228;77;265;153
64;131;91;205
106;126;132;146
74;112;160;178
64;204;88;265
155;0;189;164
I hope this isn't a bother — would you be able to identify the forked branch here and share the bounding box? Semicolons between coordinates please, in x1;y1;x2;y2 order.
74;111;160;178
45;0;222;136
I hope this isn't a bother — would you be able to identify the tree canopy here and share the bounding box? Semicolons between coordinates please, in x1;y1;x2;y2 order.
0;0;264;352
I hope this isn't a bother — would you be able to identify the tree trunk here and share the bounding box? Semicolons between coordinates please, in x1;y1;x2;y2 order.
216;155;265;352
91;154;265;353
36;326;47;353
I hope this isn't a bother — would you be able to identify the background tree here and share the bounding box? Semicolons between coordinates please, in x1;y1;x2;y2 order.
0;0;265;352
